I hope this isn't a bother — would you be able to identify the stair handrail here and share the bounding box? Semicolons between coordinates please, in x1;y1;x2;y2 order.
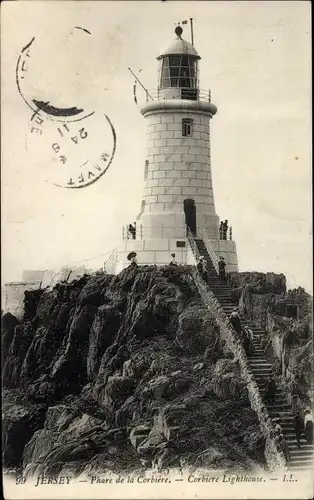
203;230;219;274
104;249;118;274
191;268;287;472
186;226;200;261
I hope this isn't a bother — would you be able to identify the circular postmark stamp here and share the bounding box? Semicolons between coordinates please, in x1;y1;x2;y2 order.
16;29;116;188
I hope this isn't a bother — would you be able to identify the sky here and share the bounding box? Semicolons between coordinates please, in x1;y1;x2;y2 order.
1;1;312;292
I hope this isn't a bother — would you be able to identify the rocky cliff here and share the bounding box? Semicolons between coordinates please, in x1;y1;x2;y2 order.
2;266;265;478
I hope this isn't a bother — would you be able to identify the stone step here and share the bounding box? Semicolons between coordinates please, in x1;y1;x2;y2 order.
250;366;272;370
289;456;314;464
288;440;314;448
288;459;314;468
287;463;312;475
290;450;314;457
270;411;293;417
267;403;291;408
249;363;272;368
248;358;271;363
282;432;308;439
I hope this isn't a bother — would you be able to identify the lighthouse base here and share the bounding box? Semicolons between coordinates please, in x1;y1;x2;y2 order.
115;238;194;274
113;237;238;274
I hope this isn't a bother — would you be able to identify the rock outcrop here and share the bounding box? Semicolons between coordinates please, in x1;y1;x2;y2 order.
2;266;266;476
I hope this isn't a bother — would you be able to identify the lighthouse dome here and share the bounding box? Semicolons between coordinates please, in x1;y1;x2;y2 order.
157;36;200;60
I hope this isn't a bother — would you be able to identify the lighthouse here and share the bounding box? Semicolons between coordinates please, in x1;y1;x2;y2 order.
114;25;238;273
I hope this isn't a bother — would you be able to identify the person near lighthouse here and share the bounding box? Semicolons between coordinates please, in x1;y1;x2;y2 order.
197;256;208;283
169;253;178;266
218;256;226;281
127;252;138;269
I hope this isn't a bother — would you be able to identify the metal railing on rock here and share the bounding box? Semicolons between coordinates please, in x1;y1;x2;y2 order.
104;249;118;275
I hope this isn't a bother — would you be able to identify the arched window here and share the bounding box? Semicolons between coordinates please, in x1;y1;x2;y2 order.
182;118;193;137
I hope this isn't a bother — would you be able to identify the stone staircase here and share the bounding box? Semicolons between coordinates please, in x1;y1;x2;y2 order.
194;238;314;472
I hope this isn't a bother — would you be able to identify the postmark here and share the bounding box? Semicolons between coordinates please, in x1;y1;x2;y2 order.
16;30;116;188
25;110;116;189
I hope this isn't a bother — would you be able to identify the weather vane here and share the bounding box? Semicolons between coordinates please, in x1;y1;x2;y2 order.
174;18;194;45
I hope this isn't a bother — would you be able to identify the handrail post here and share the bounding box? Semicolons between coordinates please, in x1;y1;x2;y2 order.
140;224;143;240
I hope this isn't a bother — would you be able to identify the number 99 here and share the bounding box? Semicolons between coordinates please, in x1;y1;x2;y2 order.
16;476;26;485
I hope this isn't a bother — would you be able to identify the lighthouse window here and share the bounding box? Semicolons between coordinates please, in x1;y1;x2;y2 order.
182;118;193;137
159;56;199;90
144;160;149;179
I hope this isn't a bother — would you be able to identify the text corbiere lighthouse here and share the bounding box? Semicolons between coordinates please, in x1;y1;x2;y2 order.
115;24;238;272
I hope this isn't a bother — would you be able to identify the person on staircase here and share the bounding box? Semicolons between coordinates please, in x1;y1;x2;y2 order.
304;407;313;444
264;374;276;403
243;325;254;355
218;256;226;281
197;256;208;284
294;410;304;448
272;417;283;435
277;432;291;463
229;309;242;335
169;253;178;266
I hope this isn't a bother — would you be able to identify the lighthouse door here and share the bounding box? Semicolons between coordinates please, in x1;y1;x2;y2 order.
184;199;196;236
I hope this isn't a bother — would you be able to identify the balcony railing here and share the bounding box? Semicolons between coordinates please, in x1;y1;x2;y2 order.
143;88;212;104
122;224;187;241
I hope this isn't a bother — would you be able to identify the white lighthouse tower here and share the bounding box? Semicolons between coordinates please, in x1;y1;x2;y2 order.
114;25;238;273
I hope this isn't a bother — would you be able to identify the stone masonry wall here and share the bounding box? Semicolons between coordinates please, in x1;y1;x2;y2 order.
143;111;214;211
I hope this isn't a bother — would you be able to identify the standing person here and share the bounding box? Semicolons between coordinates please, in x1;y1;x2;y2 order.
229;226;233;241
128;224;136;239
294;411;304;448
264;374;277;403
219;221;223;240
243;325;254;355
278;433;291;462
304;408;313;444
222;220;228;240
133;221;137;239
127;252;138;268
272;417;283;435
218;256;226;281
229;309;241;335
169;253;178;266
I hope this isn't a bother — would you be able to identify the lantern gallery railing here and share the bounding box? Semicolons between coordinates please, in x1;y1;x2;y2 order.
144;88;212;103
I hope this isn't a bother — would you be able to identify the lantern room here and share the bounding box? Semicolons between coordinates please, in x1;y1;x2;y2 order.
157;26;201;100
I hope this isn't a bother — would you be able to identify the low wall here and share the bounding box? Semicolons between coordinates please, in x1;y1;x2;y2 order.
3;282;41;320
191;268;287;472
210;239;239;272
